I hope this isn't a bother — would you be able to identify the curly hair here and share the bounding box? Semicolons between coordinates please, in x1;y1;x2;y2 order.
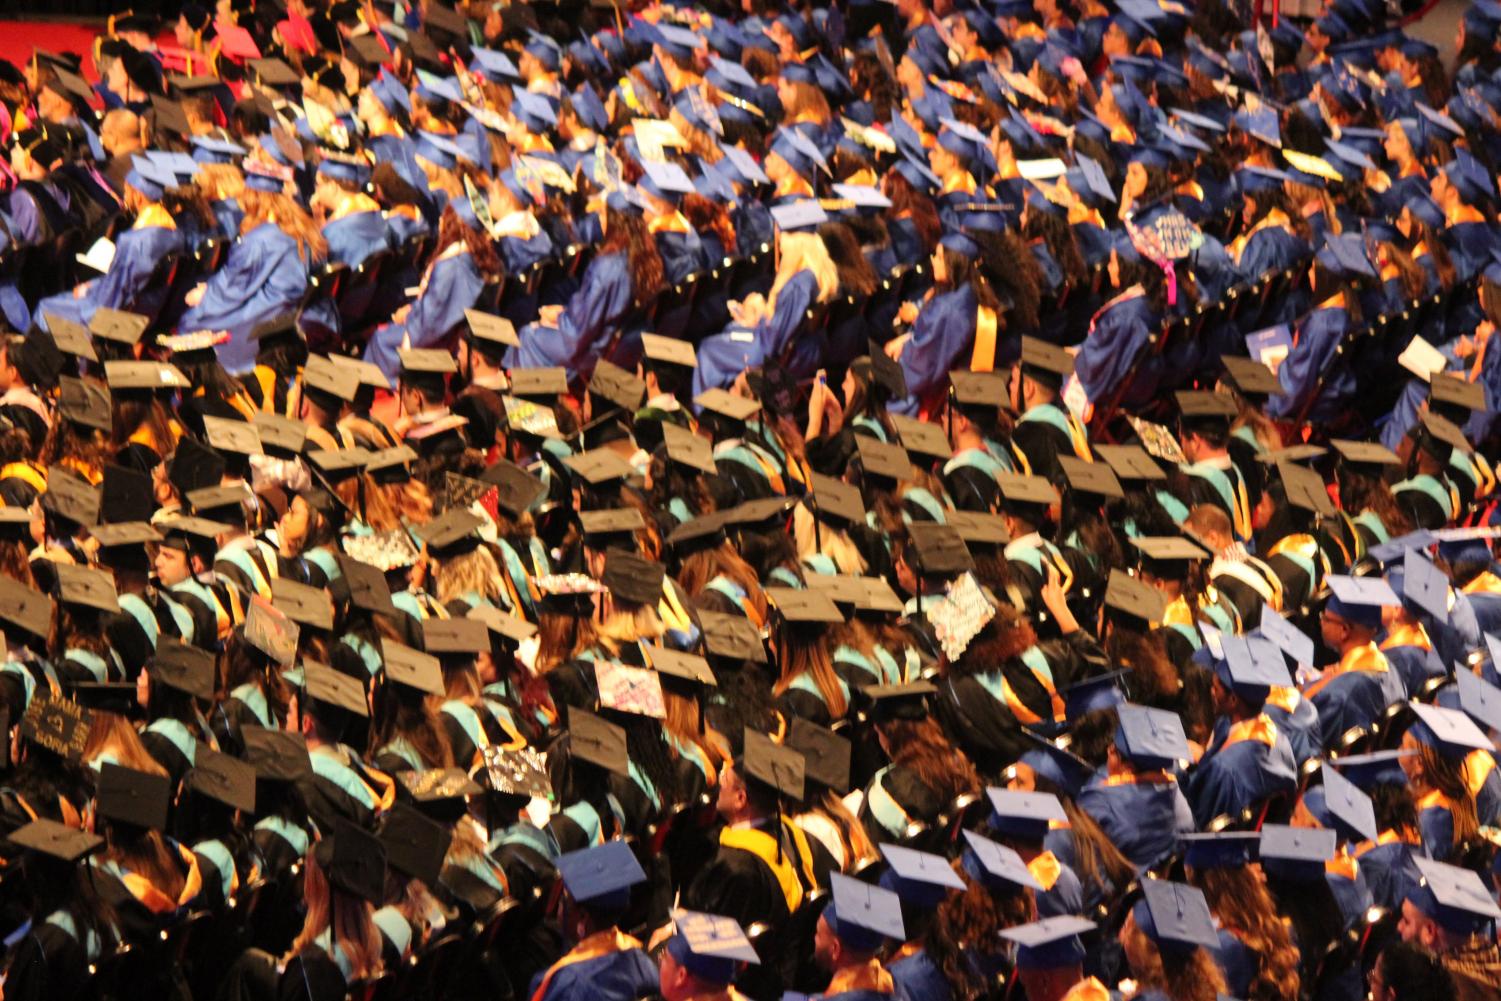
950;602;1037;679
1189;865;1300;1000
600;206;666;307
681;192;737;256
877;717;982;804
1120;909;1227;1001
884;170;941;253
433;203;502;278
935;866;1035;1000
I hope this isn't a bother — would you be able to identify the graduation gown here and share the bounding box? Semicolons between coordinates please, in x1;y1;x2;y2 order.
33;211;182;332
526;929;657;1001
297;743;395;834
1074;286;1161;411
181;223;312;376
509;250;633;377
1185;715;1297;828
693;270;819;396
1012;404;1091;484
322;207;391;270
897;285;978;412
1305;644;1405;748
1267;296;1355;423
364;247;485;377
0;909;107;1001
1076;771;1195;868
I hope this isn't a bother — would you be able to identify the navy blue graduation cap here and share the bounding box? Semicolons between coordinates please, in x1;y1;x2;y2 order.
1325;574;1399;630
1234;108;1281;149
1115;0;1163;38
1408;857;1501;935
1326;138;1375;173
653;23;703;61
879;843;965;907
1214;634;1292;704
720;145;768;186
1133;878;1219;953
1400;548;1451;621
825;872;904;951
1001;916;1096;971
1061;670;1127;721
1316;233;1376;279
1409;701;1494;758
1308;762;1378;842
1182;832;1259;869
469;46;521;82
1113;703;1189;771
1331;749;1414;791
1257;605;1314;666
1169;107;1226;134
665;911;759;985
1074;155;1116;203
1016;734;1095;798
709;56;756;93
832;183;892;210
986;787;1066;842
960;830;1041;892
511;89;558;133
556;840;646;911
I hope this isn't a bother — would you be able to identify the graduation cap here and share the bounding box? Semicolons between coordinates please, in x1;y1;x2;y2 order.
805;473;866;525
1278;460;1335;517
1221;355;1283;397
661;423;716;475
7;817;104;864
90;308;148;348
1092;443;1165;481
1257;605;1314;665
1409;857;1501;935
414;508;484;557
46;316;98;363
985;787;1067;842
335;555;397;618
1214;633;1292;704
855;437;913;483
601;550;665;605
784;717;850;793
1059;456;1124;500
1175;390;1237;424
168;438;226;498
995;473;1060;511
96;763;173;831
1419;410;1472;454
241;726;312;783
1113;703;1189;770
960;829;1042;891
562;448;635;487
152;637;216;700
879;843;966;908
317;820;387;904
739;727;805;800
641;333;698;370
188;748;257;813
665;911;760;985
54;563;118;613
1018;336;1074;385
723;496;796;529
480;744;552;800
890;414;952;461
1408;701;1494;758
272;578;334;630
105;360;189;390
949;370;1005;410
0;577;55;640
1330;438;1400;470
1100;568;1163;625
698;609;767;663
1309;762;1378;842
824;872;904;951
468;604;537;648
42;467;100;526
482;461;547;519
1133;878;1220;952
579;508;648;545
378;802;451;887
556;840;647;911
765;585;844;625
188;484;251;526
19;694;91;760
588;360;646;414
303;662;368;720
366;446;418;486
906;522;973;576
57;376;111;432
1399;547;1451;621
99;463;154;525
1131;535;1209;566
508;367;568;400
1001;916;1096;971
303;356;361;404
202;416;263;457
1430;372;1488;413
694;388;760;423
1260;823;1338;882
1453;668;1501;734
1181;831;1261;870
1325;574;1399;629
567;706;630;776
423;617;490;655
244;600;298;665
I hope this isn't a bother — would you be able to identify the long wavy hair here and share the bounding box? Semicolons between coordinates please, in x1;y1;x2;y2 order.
770;232;840;310
433;547;505;608
368;686;454;771
877;717;981;804
431;203;501;277
675;542;768;623
772;625;846;718
935;866;1035;999
110;396;177;456
601;207;665;307
286;851;383;982
950;602;1037;679
536;607;599;674
1120;909;1227;1001
219;630;291;725
1188;864;1300;1001
42;418;111;480
239;188;328;264
1407;734;1480;847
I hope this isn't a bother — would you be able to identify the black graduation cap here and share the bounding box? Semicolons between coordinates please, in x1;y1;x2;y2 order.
868;342;908;398
694;388;760;422
379;802;451;887
8;817;103;863
0;576;55;640
45;66;95;107
641;333;698;369
1058;456;1124;500
765;585;844;623
950;370;1006;408
106;360;190;391
244;600;299;665
64;681;141;720
203;416;263;456
423;2;471;39
602;550;665;605
272;578;334;630
508;367;569;399
563;448;635;486
482;460;547;517
96;762;172;831
1221;355;1283;397
304;662;368;718
662;422;716;474
415;508;484;557
152;638;216;700
399;347;458;379
785;717;850;793
667;512;729;553
89;308;148;347
465;308;519;349
366;445;417;486
249;312;303;346
1277;460;1335;517
347;34;392;70
304;356;361;403
423;616;490;655
336;555;398;617
996;472;1060;510
249;56;301;87
1330;438;1400;469
647;644;716;687
855;436;913;482
55;563;118;613
44;316;97;362
906;522;974;575
1103;568;1166;623
306;447;370;487
1419;411;1471;453
57;375;111;431
723;496;796;528
189;747;257;813
1175;389;1237;422
318;820;387;904
589;360;647;413
890;414;951;460
169;437;227;498
580;508;647;542
42;466;99;525
188;484;251;526
1257;443;1326;466
946;510;1011;547
382;639;444;695
1018;336;1074;385
806;473;866;524
568;706;630;775
740;728;804;800
151;95;192;138
241;725;313;782
468;605;538;646
1430;372;1488;412
1131;536;1210;565
698;609;767;663
863;680;939;722
19;694;91;760
100;463;154;524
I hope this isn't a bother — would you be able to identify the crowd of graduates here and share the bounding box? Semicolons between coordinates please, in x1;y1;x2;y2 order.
5;0;1501;1000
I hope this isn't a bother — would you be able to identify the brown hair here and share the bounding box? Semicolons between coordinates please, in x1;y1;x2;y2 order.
877;716;981;804
1413;740;1481;846
601;206;666;307
1120;910;1227;1001
1189;865;1300;1000
935;864;1034;995
432;203;502;277
781;81;832;126
286;852;383;981
681;192;737;255
239;188;328;263
676;542;768;623
950;603;1037;679
772;629;847;717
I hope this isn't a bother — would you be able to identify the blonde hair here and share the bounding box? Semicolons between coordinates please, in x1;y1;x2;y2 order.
84;711;168;775
240;188;329;263
433;547;505;607
792;503;867;575
194;162;245;201
771;232;840;312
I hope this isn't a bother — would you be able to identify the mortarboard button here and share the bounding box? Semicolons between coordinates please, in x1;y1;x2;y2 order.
188;747;257;813
54;563;118;613
1103;568;1165;624
422;617;490;655
1133;878;1221;951
272;578;335;630
568;706;630;776
1113;703;1189;770
698;610;767;663
601;550;665;606
7;817;104;863
151;638;216;699
96;762;173;831
378;801;451;887
784;717;850;793
1059;456;1124;500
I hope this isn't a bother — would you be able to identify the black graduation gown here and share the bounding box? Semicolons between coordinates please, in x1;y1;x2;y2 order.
1012;418;1073;485
0;917;96;1001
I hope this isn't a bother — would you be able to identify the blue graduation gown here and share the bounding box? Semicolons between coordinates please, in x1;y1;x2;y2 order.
370;133;425;196
896;285;977;411
180;223;311;375
1380;638;1444;697
1211;929;1257;1000
34;222;181;332
323;210;392;269
365;249;485;377
1075;287;1161;410
1076;775;1194;868
1267;301;1354;422
211;199;244;241
693;269;818;396
1354;837;1421;910
1307;664;1405;749
497;228;555;274
508;250;633;378
1263;692;1323;766
1235;226;1309;286
654;227;710;285
527;940;657;1001
1186;720;1297;828
733;201;774;255
1443;220;1498;283
888;948;952;1001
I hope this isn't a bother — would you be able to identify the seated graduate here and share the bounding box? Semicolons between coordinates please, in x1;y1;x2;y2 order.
311;150;390;270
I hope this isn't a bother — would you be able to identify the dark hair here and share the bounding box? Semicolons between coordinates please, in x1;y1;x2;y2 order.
600;207;666;307
818;221;878;298
1376;941;1457;1001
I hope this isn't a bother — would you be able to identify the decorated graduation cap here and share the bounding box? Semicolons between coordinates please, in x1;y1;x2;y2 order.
823;872;904;952
665;911;760;985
